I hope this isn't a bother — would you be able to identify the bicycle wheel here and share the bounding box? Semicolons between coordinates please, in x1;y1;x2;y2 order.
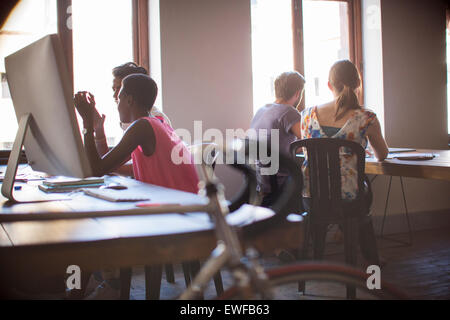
218;263;408;300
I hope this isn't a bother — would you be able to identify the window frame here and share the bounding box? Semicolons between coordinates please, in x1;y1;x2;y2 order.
291;0;363;110
132;0;150;73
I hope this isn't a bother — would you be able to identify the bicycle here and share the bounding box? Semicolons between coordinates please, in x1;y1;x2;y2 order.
176;139;407;300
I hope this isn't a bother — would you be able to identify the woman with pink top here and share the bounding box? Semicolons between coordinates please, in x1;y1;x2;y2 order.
74;74;199;194
74;74;199;299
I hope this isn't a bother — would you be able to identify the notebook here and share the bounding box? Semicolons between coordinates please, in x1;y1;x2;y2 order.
43;176;104;187
39;183;104;193
82;188;150;202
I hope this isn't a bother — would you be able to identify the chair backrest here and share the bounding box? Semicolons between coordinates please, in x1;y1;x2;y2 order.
290;138;366;221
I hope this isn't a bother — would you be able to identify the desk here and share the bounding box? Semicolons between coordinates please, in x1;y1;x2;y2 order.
0;173;303;297
366;149;450;245
365;149;450;181
296;149;450;244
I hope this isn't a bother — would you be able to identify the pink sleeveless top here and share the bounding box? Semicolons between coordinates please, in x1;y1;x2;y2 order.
131;116;199;194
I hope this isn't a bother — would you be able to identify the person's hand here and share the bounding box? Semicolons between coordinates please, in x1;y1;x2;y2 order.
85;94;106;133
74;91;97;128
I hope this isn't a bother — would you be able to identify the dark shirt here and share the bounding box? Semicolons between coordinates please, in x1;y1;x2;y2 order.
250;103;301;193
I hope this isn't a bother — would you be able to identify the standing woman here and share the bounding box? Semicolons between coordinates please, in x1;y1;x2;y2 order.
300;60;388;265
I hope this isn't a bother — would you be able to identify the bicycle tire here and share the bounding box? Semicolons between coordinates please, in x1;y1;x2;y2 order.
218;263;408;300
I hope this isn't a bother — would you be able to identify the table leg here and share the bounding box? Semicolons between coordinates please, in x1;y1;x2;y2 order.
379;176;413;246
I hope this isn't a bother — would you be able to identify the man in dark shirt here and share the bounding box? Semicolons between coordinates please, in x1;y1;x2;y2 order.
250;71;305;207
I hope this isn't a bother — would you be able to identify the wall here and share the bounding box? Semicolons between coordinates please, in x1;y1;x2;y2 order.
367;0;450;234
156;0;254;197
381;0;447;148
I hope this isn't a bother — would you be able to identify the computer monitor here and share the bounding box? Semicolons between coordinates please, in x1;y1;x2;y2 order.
1;34;92;202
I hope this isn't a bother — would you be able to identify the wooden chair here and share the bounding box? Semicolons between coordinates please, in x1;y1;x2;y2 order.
120;143;223;300
290;138;378;299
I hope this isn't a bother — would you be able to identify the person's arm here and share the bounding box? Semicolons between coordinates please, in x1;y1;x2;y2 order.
282;108;302;139
290;121;302;139
113;163;134;177
94;112;135;176
93;120;155;176
93;114;109;157
74;92;155;176
366;116;388;161
90;94;110;157
76;92;110;157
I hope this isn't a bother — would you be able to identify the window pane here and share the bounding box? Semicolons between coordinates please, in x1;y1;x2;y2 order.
0;0;57;149
251;0;293;114
72;0;133;145
303;0;350;107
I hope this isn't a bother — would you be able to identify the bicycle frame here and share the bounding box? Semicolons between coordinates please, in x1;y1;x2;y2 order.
179;159;272;300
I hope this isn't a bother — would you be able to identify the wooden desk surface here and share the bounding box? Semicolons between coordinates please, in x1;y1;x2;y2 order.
0;172;303;281
0;175;205;217
365;149;450;181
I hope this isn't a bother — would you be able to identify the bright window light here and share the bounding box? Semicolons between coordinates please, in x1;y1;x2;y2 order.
72;0;133;146
250;0;293;114
303;0;351;107
0;0;57;149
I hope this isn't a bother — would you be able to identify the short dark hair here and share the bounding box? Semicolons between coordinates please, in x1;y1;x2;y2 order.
112;62;148;79
121;74;158;112
274;71;305;101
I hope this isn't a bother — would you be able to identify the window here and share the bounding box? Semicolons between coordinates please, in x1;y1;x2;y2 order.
0;0;57;149
250;0;363;113
302;0;351;106
250;0;293;113
72;0;133;146
0;0;149;149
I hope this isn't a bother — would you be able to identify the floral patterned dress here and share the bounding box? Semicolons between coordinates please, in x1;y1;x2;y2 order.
300;106;377;200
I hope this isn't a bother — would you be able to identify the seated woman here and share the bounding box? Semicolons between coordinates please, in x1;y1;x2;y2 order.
91;62;172;176
300;59;388;266
74;74;199;299
75;74;198;194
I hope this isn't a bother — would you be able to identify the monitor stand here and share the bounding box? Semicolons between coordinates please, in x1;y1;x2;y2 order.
1;113;34;202
1;113;60;204
1;114;72;204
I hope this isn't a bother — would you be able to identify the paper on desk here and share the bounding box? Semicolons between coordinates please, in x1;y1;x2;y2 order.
0;166;48;182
